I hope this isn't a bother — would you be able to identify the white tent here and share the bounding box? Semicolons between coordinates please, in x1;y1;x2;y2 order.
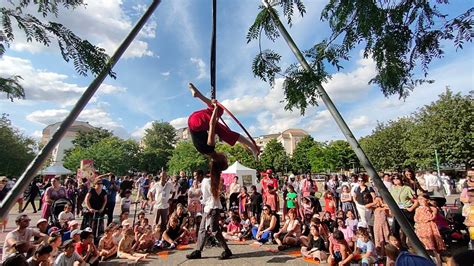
40;163;73;175
221;161;257;188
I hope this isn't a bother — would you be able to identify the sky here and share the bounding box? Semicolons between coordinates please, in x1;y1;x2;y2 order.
0;0;473;143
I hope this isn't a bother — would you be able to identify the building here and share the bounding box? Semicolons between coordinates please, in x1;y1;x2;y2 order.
175;127;191;143
41;121;96;165
256;129;309;155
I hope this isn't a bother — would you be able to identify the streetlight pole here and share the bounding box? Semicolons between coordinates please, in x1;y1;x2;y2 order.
261;0;430;259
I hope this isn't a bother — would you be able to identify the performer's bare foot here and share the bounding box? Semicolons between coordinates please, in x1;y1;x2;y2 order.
189;83;201;98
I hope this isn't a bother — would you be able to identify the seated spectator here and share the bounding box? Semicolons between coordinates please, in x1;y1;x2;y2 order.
117;228;148;262
161;215;188;249
336;217;354;249
112;226;123;246
252;205;278;245
2;241;29;266
223;215;242;241
58;204;74;229
322;211;335;232
98;226;117;261
75;231;99;265
274;209;301;251
328;230;350;266
35;218;50;241
345;210;358;233
53;239;85;266
2;214;48;261
61;220;80;242
240;212;251;240
26;244;53;266
187;217;198;243
300;196;315;227
301;225;328;262
70;229;81;243
48;233;62;263
341;228;376;266
136;225;155;252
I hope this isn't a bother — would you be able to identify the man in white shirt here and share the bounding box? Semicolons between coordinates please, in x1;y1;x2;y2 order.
187;171;232;260
424;171;442;195
2;214;47;261
148;171;173;233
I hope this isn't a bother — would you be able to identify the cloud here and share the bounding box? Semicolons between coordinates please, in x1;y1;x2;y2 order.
0;56;124;106
190;57;207;80
131;121;153;139
170;117;188;129
166;0;200;54
349;115;370;130
26;107;127;138
161;72;170;77
2;0;156;59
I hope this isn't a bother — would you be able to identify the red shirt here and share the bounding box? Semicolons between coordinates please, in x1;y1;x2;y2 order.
188;105;239;146
75;242;88;256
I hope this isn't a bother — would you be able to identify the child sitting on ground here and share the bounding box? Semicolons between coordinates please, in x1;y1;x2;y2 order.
117;228;148;262
223;215;242;241
301;224;328;263
98;225;117;261
187;217;198;243
161;215;188;249
341;228;376;266
137;225;155;252
328;230;350;266
240;212;251;240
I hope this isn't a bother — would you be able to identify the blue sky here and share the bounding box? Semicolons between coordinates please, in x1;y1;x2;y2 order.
1;0;473;142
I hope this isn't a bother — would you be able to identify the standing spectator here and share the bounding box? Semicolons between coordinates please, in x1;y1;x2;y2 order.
249;185;263;221
148;171;173;234
228;176;241;211
340;185;355;213
389;173;417;243
286;185;298;214
326;175;339;207
76;178;89;216
188;178;203;217
120;190;132;213
352;176;376;224
176;174;189;207
260;170;277;202
102;174;119;225
84;180;107;234
139;174;151;211
263;185;279;213
424;171;443;196
414;193;445;263
238;186;249;216
22;180;40;213
119;175;134;197
0;176;10;231
323;191;336;218
440;172;452;196
301;175;315;198
405;168;425;195
42;177;67;221
65;181;78;215
373;196;390;256
382;173;393;190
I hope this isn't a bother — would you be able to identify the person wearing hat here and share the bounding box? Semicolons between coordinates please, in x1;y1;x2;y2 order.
54;239;85;266
70;229;82;243
35;218;50;240
2;215;48;262
26;244;53;266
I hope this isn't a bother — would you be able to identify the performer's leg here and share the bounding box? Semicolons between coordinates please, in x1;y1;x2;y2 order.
189;83;211;106
197;212;209;252
211;210;230;251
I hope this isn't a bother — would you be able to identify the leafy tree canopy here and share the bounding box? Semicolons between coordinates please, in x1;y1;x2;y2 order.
167;141;208;175
71;127;113;149
1;0;114;101
260;138;289;173
248;0;473;114
290;135;315;173
0;113;36;176
142;121;176;152
216;143;258;170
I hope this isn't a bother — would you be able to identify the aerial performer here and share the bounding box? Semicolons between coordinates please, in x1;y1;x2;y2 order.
186;83;259;260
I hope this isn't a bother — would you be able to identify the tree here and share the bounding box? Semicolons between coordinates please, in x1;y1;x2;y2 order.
64;136;139;175
308;141;330;173
1;0;113;101
325;140;358;172
0;114;36;176
406;89;473;169
248;1;473;114
72;127;113;149
290;135;315;173
167;141;208;175
141;121;177;172
360;118;415;171
260;139;289;173
216;143;258;170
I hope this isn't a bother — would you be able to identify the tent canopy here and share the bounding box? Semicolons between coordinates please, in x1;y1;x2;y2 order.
221;161;257;189
40;163;73;175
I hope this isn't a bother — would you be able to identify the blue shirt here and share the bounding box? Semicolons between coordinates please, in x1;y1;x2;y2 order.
102;179;118;203
356;239;375;255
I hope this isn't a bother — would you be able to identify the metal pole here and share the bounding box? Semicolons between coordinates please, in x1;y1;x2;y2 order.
435;149;441;177
261;0;431;259
0;0;162;219
210;0;217;100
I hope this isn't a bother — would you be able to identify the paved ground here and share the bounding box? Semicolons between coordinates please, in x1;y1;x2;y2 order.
1;194;463;265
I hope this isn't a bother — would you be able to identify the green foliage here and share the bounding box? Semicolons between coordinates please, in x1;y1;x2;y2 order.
248;0;473;114
72;127;113;149
0;76;24;101
167;141;208;175
406;89;473;169
64;136;139;175
290;135;315;173
307;141;329;173
140;121;177;173
360;118;415;171
260;139;289;172
138;148;169;174
0;0;114;101
307;140;357;173
216;143;258;170
0;114;36;176
360;89;473;170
